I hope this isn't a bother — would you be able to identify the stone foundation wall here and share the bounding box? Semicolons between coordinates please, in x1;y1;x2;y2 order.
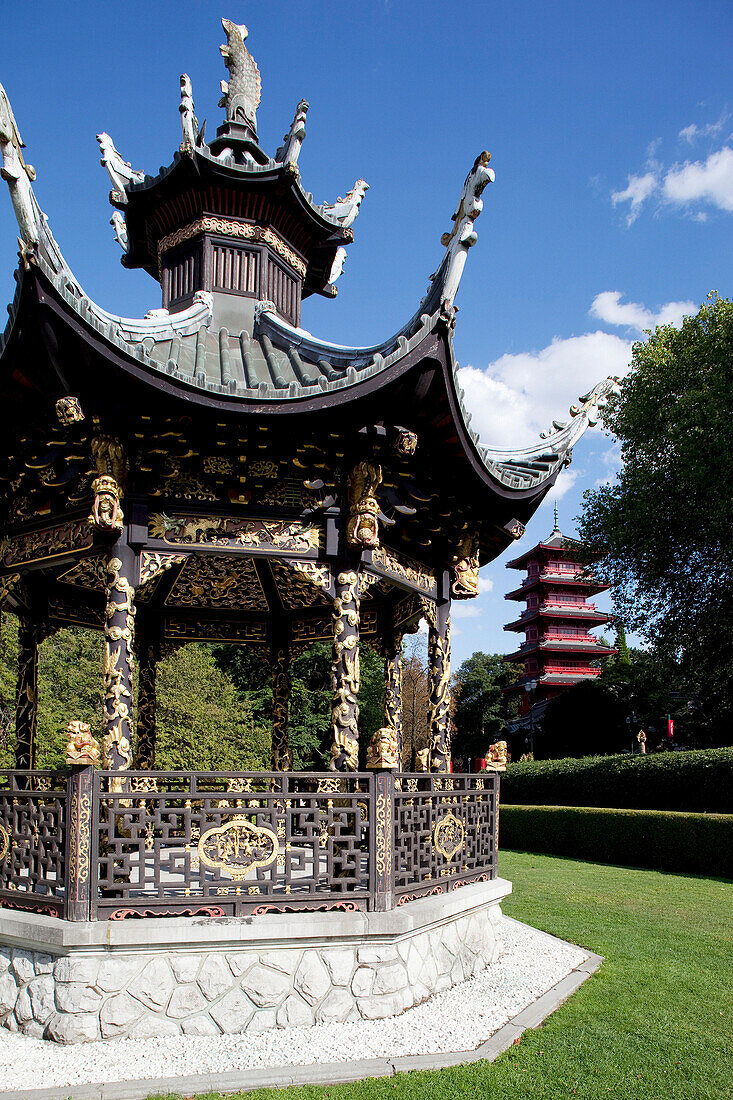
0;879;509;1043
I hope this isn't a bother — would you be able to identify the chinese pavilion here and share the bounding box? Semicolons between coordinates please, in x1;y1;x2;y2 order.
0;19;616;778
503;509;616;717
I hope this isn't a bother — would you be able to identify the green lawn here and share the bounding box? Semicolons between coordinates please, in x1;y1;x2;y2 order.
150;851;733;1100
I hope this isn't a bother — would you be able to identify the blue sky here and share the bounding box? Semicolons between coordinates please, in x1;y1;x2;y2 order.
1;1;732;667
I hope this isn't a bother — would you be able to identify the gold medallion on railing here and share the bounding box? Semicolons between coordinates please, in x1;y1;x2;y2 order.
0;823;9;862
197;815;278;880
432;810;465;861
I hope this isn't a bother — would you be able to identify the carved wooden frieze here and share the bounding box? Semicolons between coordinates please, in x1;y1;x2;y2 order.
58;555;107;592
1;519;93;570
164;617;268;644
368;545;437;597
149;513;321;555
270;560;331;609
166;555;268;610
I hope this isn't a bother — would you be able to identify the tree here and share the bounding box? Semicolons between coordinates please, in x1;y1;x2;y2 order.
452;652;519;764
578;293;733;741
401;633;430;769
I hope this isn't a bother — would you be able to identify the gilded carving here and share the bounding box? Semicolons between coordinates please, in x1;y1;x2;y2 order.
422;601;452;774
270;561;329;610
55;396;84;425
330;570;360;772
415;748;430;772
166;555;268;610
384;648;403;751
58;556;107;592
67;788;92;892
451;532;480;600
102;555;135;771
2;519;93;569
14;614;39;769
90;436;126;532
432;810;465;861
149;513;320;554
375;791;391;877
366;727;399;769
65;721;101;766
0;572;20;609
158;216;307;278
394;428;418;456
138;551;188;588
346;461;382;550
0;824;8;862
484;740;508;772
371;545;436;595
164;617;268;644
198;817;278;879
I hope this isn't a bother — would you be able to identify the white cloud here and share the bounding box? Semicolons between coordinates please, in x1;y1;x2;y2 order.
611;172;658;225
459;330;631;450
678;115;726;144
590;291;696;332
477;574;493;595
452;604;482;620
662;146;733;213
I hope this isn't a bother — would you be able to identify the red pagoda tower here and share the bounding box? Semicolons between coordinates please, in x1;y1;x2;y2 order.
503;508;616;718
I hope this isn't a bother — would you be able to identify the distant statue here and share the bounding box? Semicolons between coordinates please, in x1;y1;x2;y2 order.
0;82;40;252
637;729;647;754
484;740;508;772
276;99;309;166
219;19;261;135
322;180;370;228
179;74;200;149
97;132;144;201
415;747;430;772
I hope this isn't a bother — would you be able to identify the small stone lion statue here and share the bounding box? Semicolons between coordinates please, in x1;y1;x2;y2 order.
415;747;430;772
66;721;101;766
483;740;508;772
366;727;399;769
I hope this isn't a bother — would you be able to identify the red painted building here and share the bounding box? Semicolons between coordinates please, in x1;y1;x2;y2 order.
503;519;616;717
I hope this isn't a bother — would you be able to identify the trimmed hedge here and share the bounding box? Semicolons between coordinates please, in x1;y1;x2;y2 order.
501;748;733;813
499;804;733;878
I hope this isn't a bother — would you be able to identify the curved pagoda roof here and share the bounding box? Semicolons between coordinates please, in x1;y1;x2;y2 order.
0;18;619;569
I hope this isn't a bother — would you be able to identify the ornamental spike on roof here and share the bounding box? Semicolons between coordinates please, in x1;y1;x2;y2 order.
0;19;619;512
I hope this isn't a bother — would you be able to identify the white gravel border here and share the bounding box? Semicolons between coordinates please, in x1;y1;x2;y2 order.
0;917;594;1097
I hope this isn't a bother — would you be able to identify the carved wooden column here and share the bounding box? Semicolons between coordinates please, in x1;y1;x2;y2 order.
134;631;158;769
271;644;293;771
425;599;452;773
330;569;360;771
14;614;39;770
381;612;404;764
102;542;136;771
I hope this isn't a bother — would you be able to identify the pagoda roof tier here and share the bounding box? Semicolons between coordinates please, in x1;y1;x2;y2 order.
502;669;602;693
504;574;611;601
504;639;617;661
505;529;596;570
503;607;613;631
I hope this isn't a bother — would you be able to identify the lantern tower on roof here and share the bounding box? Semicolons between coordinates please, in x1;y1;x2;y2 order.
0;18;619;778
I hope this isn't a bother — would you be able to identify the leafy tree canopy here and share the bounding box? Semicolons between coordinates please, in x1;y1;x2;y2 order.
578;293;733;736
452;651;519;763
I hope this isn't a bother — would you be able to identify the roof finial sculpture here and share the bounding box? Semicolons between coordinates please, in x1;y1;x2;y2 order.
96;132;144;204
275;99;309;168
218;19;261;137
436;151;494;308
321;180;370;228
0;82;40;255
179;74;200;150
553;500;559;533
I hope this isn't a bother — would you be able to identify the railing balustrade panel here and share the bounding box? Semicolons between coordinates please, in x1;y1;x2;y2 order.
93;771;373;918
393;773;498;901
0;770;68;916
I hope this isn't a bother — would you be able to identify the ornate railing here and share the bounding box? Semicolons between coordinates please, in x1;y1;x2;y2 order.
394;774;498;903
0;768;499;920
0;770;68;917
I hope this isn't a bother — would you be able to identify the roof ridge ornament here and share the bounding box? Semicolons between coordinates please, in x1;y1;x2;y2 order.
96;132;144;204
218;19;261;138
0;81;41;257
179;74;201;151
321;180;370;228
275;99;309;168
433;151;494;309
